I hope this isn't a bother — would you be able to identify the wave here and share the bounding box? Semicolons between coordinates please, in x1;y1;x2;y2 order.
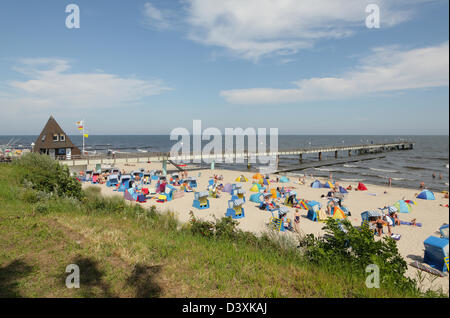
369;168;398;173
447;164;449;169
404;166;427;171
343;164;358;168
314;167;336;172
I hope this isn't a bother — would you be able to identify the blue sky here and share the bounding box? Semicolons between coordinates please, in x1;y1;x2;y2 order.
0;0;448;135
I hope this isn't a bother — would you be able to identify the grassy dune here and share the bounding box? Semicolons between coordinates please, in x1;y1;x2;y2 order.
0;159;442;298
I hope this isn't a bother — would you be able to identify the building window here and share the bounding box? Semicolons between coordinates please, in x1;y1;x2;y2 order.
56;148;66;155
60;134;65;141
41;135;46;142
53;134;59;142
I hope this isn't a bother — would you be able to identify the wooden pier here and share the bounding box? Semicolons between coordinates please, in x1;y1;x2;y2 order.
60;141;414;172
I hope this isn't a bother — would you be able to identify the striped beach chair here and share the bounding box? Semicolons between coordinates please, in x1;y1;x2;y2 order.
445;256;449;272
270;217;283;231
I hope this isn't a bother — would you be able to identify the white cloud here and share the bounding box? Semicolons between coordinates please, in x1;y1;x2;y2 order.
220;42;449;104
143;2;170;30
0;58;172;113
183;0;423;60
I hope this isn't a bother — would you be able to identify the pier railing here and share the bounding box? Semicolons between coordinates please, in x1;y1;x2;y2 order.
59;141;414;166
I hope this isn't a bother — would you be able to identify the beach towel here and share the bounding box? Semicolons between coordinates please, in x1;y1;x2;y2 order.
400;221;422;227
410;261;447;277
390;233;401;241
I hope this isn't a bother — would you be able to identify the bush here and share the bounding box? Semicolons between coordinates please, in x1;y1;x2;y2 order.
35;203;49;214
14;153;83;201
299;218;418;293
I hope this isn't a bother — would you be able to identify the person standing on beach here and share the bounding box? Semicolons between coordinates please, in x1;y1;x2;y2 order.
293;209;301;234
388;177;392;187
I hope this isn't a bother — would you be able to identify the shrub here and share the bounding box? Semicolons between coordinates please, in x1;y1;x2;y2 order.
14;153;83;201
299;218;418;293
35;203;49;214
22;189;38;203
189;211;215;238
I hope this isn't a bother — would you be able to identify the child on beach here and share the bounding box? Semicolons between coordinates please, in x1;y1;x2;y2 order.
293;209;301;233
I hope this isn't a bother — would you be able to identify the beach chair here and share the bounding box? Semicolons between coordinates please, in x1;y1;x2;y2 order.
230;183;243;196
106;175;119;187
284;191;297;207
445;257;449;272
193;191;210;210
116;175;132;192
225;199;245;219
423;236;449;272
270;217;284;232
231;189;246;202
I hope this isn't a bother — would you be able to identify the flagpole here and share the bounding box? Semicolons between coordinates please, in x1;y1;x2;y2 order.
82;119;85;155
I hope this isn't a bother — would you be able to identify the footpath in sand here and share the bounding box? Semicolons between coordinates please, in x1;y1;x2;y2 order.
83;162;450;294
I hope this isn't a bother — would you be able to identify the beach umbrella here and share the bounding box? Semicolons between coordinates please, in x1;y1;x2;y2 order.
393;200;412;213
357;182;368;191
310;180;322;188
405;200;416;206
279;176;290;183
322;181;335;189
223;183;233;193
338;186;348;194
252;173;263;179
250;184;260;192
235;175;248;182
332;206;347;220
417;190;435;200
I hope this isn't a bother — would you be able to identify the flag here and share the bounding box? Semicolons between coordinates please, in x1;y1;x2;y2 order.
83;134;89;138
78;126;83;130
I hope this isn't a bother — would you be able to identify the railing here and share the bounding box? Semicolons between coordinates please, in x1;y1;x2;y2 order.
61;141;414;162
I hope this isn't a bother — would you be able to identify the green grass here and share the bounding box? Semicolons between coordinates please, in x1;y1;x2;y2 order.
0;162;442;298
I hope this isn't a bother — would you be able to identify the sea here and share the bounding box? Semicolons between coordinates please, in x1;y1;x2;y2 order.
1;135;448;192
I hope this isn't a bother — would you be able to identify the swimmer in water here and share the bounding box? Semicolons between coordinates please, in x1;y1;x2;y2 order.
433;172;436;179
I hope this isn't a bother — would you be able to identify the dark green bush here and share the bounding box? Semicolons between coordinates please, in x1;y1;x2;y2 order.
299;218;417;293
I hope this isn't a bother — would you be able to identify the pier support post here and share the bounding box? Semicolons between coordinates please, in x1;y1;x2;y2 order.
276;155;280;168
318;152;322;161
335;151;338;159
348;150;351;157
162;160;167;176
299;154;303;163
211;160;215;171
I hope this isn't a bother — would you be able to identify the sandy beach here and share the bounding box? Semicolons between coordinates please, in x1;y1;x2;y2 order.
82;162;450;293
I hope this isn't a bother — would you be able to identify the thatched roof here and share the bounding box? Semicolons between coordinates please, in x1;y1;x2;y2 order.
33;116;81;155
